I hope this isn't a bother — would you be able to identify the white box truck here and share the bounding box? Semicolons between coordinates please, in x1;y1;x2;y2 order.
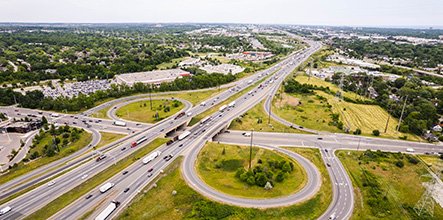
228;101;236;108
113;121;126;127
178;130;191;141
99;182;114;193
142;151;161;164
219;105;227;112
95;201;120;220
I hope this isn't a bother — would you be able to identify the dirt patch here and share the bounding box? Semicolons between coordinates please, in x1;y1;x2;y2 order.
275;93;300;108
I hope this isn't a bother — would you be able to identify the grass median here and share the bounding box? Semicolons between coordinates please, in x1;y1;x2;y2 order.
229;100;308;133
118;147;332;219
189;73;273;126
24;138;169;220
116;99;184;123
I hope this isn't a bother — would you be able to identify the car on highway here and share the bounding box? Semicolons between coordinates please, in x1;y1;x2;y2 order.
325;149;328;152
163;154;174;161
85;194;93;199
178;144;183;148
122;171;129;175
124;188;130;193
47;181;56;187
81;174;88;179
0;206;12;216
406;148;415;153
148;168;154;172
147;173;153;177
121;147;126;151
242;132;251;137
326;163;331;167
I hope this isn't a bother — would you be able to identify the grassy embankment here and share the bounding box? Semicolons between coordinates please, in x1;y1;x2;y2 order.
196;142;306;198
274;73;421;140
116;99;183;123
338;150;443;219
118;147;332;219
25;138;169;220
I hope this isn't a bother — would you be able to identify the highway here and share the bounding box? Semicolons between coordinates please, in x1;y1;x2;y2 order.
45;40;321;219
215;130;442;220
0;38;301;219
0;98;193;200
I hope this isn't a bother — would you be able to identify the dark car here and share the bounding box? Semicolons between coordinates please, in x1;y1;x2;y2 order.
122;171;128;175
317;137;323;140
85;194;93;199
121;147;126;151
324;149;328;152
326;163;331;167
124;188;130;193
160;128;164;132
148;168;154;172
178;144;183;148
148;173;153;177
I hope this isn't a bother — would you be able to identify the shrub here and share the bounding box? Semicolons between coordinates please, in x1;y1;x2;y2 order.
353;128;362;135
372;130;380;136
395;161;404;168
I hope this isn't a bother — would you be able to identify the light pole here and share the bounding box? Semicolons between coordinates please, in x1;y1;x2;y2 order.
268;96;272;125
249;129;254;170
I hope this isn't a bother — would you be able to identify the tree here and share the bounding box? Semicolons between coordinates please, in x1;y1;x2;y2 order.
353;128;362;135
372;130;380;136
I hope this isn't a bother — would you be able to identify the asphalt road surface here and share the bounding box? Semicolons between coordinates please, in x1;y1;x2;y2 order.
0;39;304;219
51;40;321;219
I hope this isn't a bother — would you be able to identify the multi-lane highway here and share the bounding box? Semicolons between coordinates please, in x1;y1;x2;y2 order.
44;40;321;219
0;38;304;219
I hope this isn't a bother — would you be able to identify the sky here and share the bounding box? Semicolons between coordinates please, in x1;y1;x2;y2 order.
1;0;442;28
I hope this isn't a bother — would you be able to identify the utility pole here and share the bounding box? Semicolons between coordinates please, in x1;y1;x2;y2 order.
384;105;393;133
149;85;153;110
268;96;272;125
397;95;408;132
248;129;254;170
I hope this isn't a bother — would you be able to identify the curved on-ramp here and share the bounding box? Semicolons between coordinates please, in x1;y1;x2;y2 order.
182;143;322;208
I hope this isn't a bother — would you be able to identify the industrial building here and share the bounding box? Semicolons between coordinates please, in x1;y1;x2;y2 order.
115;69;191;86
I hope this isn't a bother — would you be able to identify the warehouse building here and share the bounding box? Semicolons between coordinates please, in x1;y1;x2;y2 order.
115;69;191;86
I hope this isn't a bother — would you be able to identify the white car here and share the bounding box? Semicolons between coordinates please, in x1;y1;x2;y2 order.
47;181;56;187
406;148;415;153
0;206;12;216
81;174;88;180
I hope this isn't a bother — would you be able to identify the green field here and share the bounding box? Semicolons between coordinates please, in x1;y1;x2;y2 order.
96;132;125;149
0;128;92;185
116;99;183;123
228;100;308;133
170;88;225;105
294;74;369;101
196;142;307;198
25;138;169;220
274;74;420;140
317;91;421;140
91;106;111;119
337;150;443;220
118;147;332;220
273;92;342;133
156;57;186;69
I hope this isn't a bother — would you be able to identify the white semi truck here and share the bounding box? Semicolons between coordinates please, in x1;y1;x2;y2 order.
142;151;161;164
